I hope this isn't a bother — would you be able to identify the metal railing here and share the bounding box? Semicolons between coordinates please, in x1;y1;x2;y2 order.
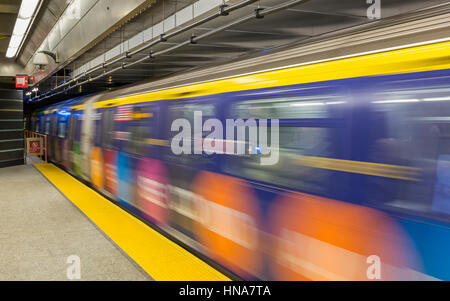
24;130;48;163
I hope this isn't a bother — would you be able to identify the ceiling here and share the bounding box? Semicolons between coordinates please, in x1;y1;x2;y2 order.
0;0;20;57
0;0;69;88
17;0;69;67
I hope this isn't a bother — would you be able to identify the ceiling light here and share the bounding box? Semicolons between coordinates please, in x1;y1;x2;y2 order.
12;18;31;36
9;35;23;48
18;0;40;19
5;0;41;58
6;47;18;58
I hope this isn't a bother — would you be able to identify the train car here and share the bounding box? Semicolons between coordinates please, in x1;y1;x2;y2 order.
34;40;450;280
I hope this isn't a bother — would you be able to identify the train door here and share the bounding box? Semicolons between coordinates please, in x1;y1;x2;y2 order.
90;109;104;190
67;111;76;172
43;114;51;137
80;96;98;181
102;107;118;199
72;112;83;177
49;111;58;162
55;111;70;167
116;104;157;212
164;100;218;237
130;104;168;226
212;85;350;278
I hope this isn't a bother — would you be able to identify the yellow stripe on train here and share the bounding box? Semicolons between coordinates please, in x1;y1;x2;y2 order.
142;136;421;181
78;40;450;110
296;155;420;181
146;138;169;146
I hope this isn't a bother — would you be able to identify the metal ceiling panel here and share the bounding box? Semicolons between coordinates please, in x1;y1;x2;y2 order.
18;0;70;66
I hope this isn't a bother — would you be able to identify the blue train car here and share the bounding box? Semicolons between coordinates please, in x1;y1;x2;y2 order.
35;40;450;280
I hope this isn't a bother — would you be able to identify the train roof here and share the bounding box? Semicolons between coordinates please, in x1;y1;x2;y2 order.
38;39;450;113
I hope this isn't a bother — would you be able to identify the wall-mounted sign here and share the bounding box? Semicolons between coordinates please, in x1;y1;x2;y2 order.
15;75;29;88
32;71;47;84
26;138;43;156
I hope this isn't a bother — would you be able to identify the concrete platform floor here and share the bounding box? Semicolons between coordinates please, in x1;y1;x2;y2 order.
0;164;151;280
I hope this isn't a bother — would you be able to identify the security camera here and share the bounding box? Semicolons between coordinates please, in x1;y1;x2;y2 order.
32;51;58;69
32;52;49;69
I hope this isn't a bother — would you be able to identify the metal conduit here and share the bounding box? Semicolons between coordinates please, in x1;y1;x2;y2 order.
35;0;259;100
128;0;260;57
32;0;309;102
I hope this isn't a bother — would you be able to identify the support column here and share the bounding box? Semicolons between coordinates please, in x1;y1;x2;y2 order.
0;89;24;168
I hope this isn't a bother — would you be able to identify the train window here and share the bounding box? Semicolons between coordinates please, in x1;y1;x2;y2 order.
44;118;50;135
93;112;103;147
169;103;216;121
224;126;334;195
124;106;154;156
74;114;82;142
51;114;57;136
223;94;346;195
166;102;217;167
57;118;67;138
102;109;114;149
232;95;345;119
32;118;39;132
68;114;76;143
367;85;450;221
126;125;152;156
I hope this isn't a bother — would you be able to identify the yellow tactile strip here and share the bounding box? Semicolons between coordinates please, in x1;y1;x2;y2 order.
35;163;230;281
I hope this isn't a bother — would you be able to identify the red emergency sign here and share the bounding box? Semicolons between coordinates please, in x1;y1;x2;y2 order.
15;75;29;88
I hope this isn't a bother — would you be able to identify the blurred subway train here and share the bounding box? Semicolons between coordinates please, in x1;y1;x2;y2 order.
30;39;450;280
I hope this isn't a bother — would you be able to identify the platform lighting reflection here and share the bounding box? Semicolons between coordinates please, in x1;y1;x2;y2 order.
372;99;420;104
423;96;450;102
291;102;325;107
325;101;347;105
57;110;71;116
6;0;40;58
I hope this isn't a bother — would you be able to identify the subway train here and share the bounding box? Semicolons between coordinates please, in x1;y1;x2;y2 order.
31;40;450;280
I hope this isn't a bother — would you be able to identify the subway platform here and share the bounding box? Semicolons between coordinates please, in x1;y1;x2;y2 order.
0;161;229;281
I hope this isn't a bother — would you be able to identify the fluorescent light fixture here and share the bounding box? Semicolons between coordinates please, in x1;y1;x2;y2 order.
9;35;22;48
6;47;18;58
372;99;420;104
18;0;40;19
5;0;41;58
12;18;30;36
423;96;450;102
32;87;38;92
291;102;325;107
